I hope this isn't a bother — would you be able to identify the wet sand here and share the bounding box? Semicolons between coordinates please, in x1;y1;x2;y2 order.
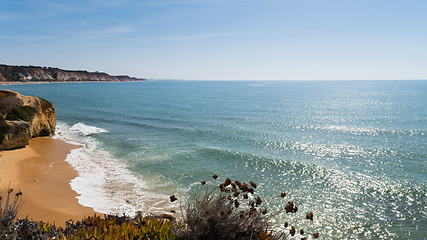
0;137;98;227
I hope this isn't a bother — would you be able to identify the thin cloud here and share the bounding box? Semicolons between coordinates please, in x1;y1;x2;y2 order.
107;31;258;43
79;26;136;36
0;25;136;41
145;0;235;6
152;31;257;41
57;31;260;44
0;35;55;40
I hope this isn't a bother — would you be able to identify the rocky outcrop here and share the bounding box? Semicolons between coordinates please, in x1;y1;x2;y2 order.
0;73;6;81
0;90;56;150
0;64;144;83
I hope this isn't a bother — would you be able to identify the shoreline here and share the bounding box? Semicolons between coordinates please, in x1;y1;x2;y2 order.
0;137;98;227
0;80;146;85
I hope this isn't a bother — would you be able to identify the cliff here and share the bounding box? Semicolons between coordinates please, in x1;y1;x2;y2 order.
0;64;144;83
0;90;56;150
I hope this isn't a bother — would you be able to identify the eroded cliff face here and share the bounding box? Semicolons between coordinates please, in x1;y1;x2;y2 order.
0;64;143;82
0;90;55;150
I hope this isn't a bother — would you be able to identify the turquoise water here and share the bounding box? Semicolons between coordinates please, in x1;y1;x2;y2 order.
3;80;426;239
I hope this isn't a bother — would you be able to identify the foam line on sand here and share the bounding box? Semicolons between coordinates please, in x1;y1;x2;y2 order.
0;137;97;227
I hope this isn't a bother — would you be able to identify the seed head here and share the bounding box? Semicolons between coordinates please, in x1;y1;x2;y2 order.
262;209;267;214
284;222;288;228
227;208;232;215
300;229;304;235
224;178;232;186
290;226;296;236
306;212;314;220
313;233;319;238
212;174;218;179
234;200;240;208
285;202;298;213
280;192;286;198
169;195;177;202
201;180;206;185
256;196;262;206
240;183;249;192
250;181;257;189
243;194;249;199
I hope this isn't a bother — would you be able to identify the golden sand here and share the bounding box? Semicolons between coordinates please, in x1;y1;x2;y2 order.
0;137;97;227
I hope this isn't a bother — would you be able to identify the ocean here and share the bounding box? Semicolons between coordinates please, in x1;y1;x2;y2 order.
3;80;426;239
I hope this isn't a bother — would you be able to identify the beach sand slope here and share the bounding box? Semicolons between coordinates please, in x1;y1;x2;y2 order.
0;137;97;227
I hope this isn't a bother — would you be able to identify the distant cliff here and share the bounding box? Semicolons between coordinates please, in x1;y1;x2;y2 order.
0;90;56;150
0;64;144;83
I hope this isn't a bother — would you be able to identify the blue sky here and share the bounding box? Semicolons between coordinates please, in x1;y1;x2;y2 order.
1;0;426;80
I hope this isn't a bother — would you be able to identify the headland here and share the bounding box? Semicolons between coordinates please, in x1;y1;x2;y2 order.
0;64;144;83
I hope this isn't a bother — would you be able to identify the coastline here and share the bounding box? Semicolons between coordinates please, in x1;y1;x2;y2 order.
0;137;98;227
0;80;145;85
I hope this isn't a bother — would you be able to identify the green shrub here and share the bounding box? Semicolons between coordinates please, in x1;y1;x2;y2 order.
0;92;7;100
3;72;21;82
56;214;183;240
5;106;34;121
0;115;10;143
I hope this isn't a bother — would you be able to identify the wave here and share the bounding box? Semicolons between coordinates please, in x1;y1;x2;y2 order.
53;122;178;216
69;122;108;136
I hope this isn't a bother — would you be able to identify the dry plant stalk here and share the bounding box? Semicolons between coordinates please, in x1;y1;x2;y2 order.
0;185;24;230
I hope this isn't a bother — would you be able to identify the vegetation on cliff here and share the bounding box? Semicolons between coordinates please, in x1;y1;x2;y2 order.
0;64;144;83
0;90;56;150
0;115;10;143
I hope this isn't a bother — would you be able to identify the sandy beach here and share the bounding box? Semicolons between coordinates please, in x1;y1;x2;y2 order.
0;137;97;227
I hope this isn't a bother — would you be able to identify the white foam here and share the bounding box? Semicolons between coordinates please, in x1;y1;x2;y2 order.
69;122;108;136
54;122;179;216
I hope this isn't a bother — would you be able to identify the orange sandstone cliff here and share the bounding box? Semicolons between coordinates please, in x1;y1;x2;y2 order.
0;90;56;150
0;64;143;83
